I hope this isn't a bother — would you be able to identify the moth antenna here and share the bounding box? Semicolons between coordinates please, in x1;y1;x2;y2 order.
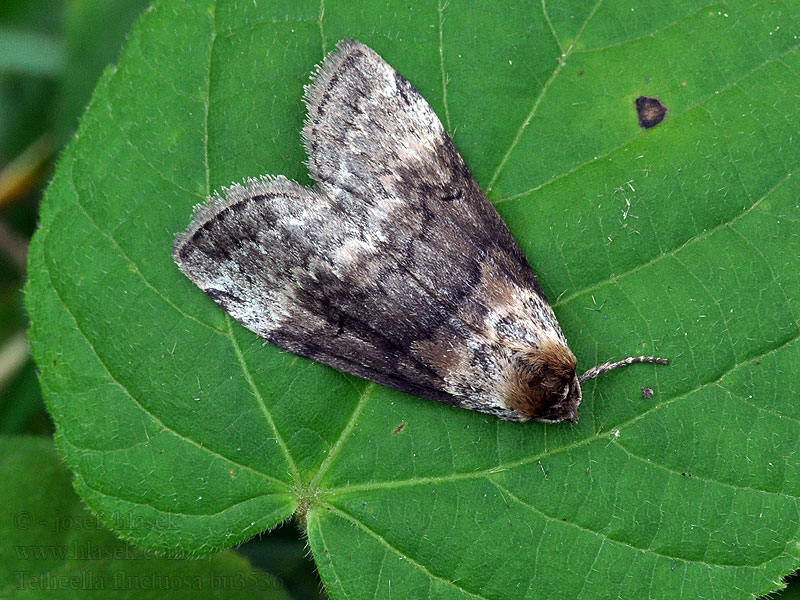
578;356;669;383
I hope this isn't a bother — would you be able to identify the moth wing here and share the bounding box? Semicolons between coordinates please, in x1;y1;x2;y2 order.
302;40;545;298
172;176;457;406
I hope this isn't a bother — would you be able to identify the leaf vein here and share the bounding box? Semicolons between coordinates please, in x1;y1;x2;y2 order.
309;510;360;599
486;0;604;192
106;101;204;199
540;0;563;54
613;438;798;502
77;473;291;518
318;0;326;55
716;382;800;426
552;165;799;310
493;45;800;205
322;502;494;600
225;316;301;485
309;382;376;490
571;4;718;55
63;160;218;335
437;0;451;131
488;478;785;568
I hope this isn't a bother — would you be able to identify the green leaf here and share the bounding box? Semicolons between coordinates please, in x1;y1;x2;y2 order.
0;436;290;598
26;1;800;598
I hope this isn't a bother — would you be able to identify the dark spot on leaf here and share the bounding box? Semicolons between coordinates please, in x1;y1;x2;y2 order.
641;386;654;399
393;422;407;435
578;70;585;77
636;96;668;129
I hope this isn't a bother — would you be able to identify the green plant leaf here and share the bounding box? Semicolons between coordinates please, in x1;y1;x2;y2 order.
0;436;290;598
26;1;800;598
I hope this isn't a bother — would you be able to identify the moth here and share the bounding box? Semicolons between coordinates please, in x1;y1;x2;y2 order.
173;40;667;424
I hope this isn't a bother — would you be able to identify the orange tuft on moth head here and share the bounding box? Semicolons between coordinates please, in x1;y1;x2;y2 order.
503;339;582;423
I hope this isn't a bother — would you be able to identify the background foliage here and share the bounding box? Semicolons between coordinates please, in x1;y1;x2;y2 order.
6;0;800;598
1;436;291;598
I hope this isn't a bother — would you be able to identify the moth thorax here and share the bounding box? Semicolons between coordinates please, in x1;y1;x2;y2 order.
503;340;582;423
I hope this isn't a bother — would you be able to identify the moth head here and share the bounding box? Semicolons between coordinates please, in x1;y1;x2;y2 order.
504;340;582;424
